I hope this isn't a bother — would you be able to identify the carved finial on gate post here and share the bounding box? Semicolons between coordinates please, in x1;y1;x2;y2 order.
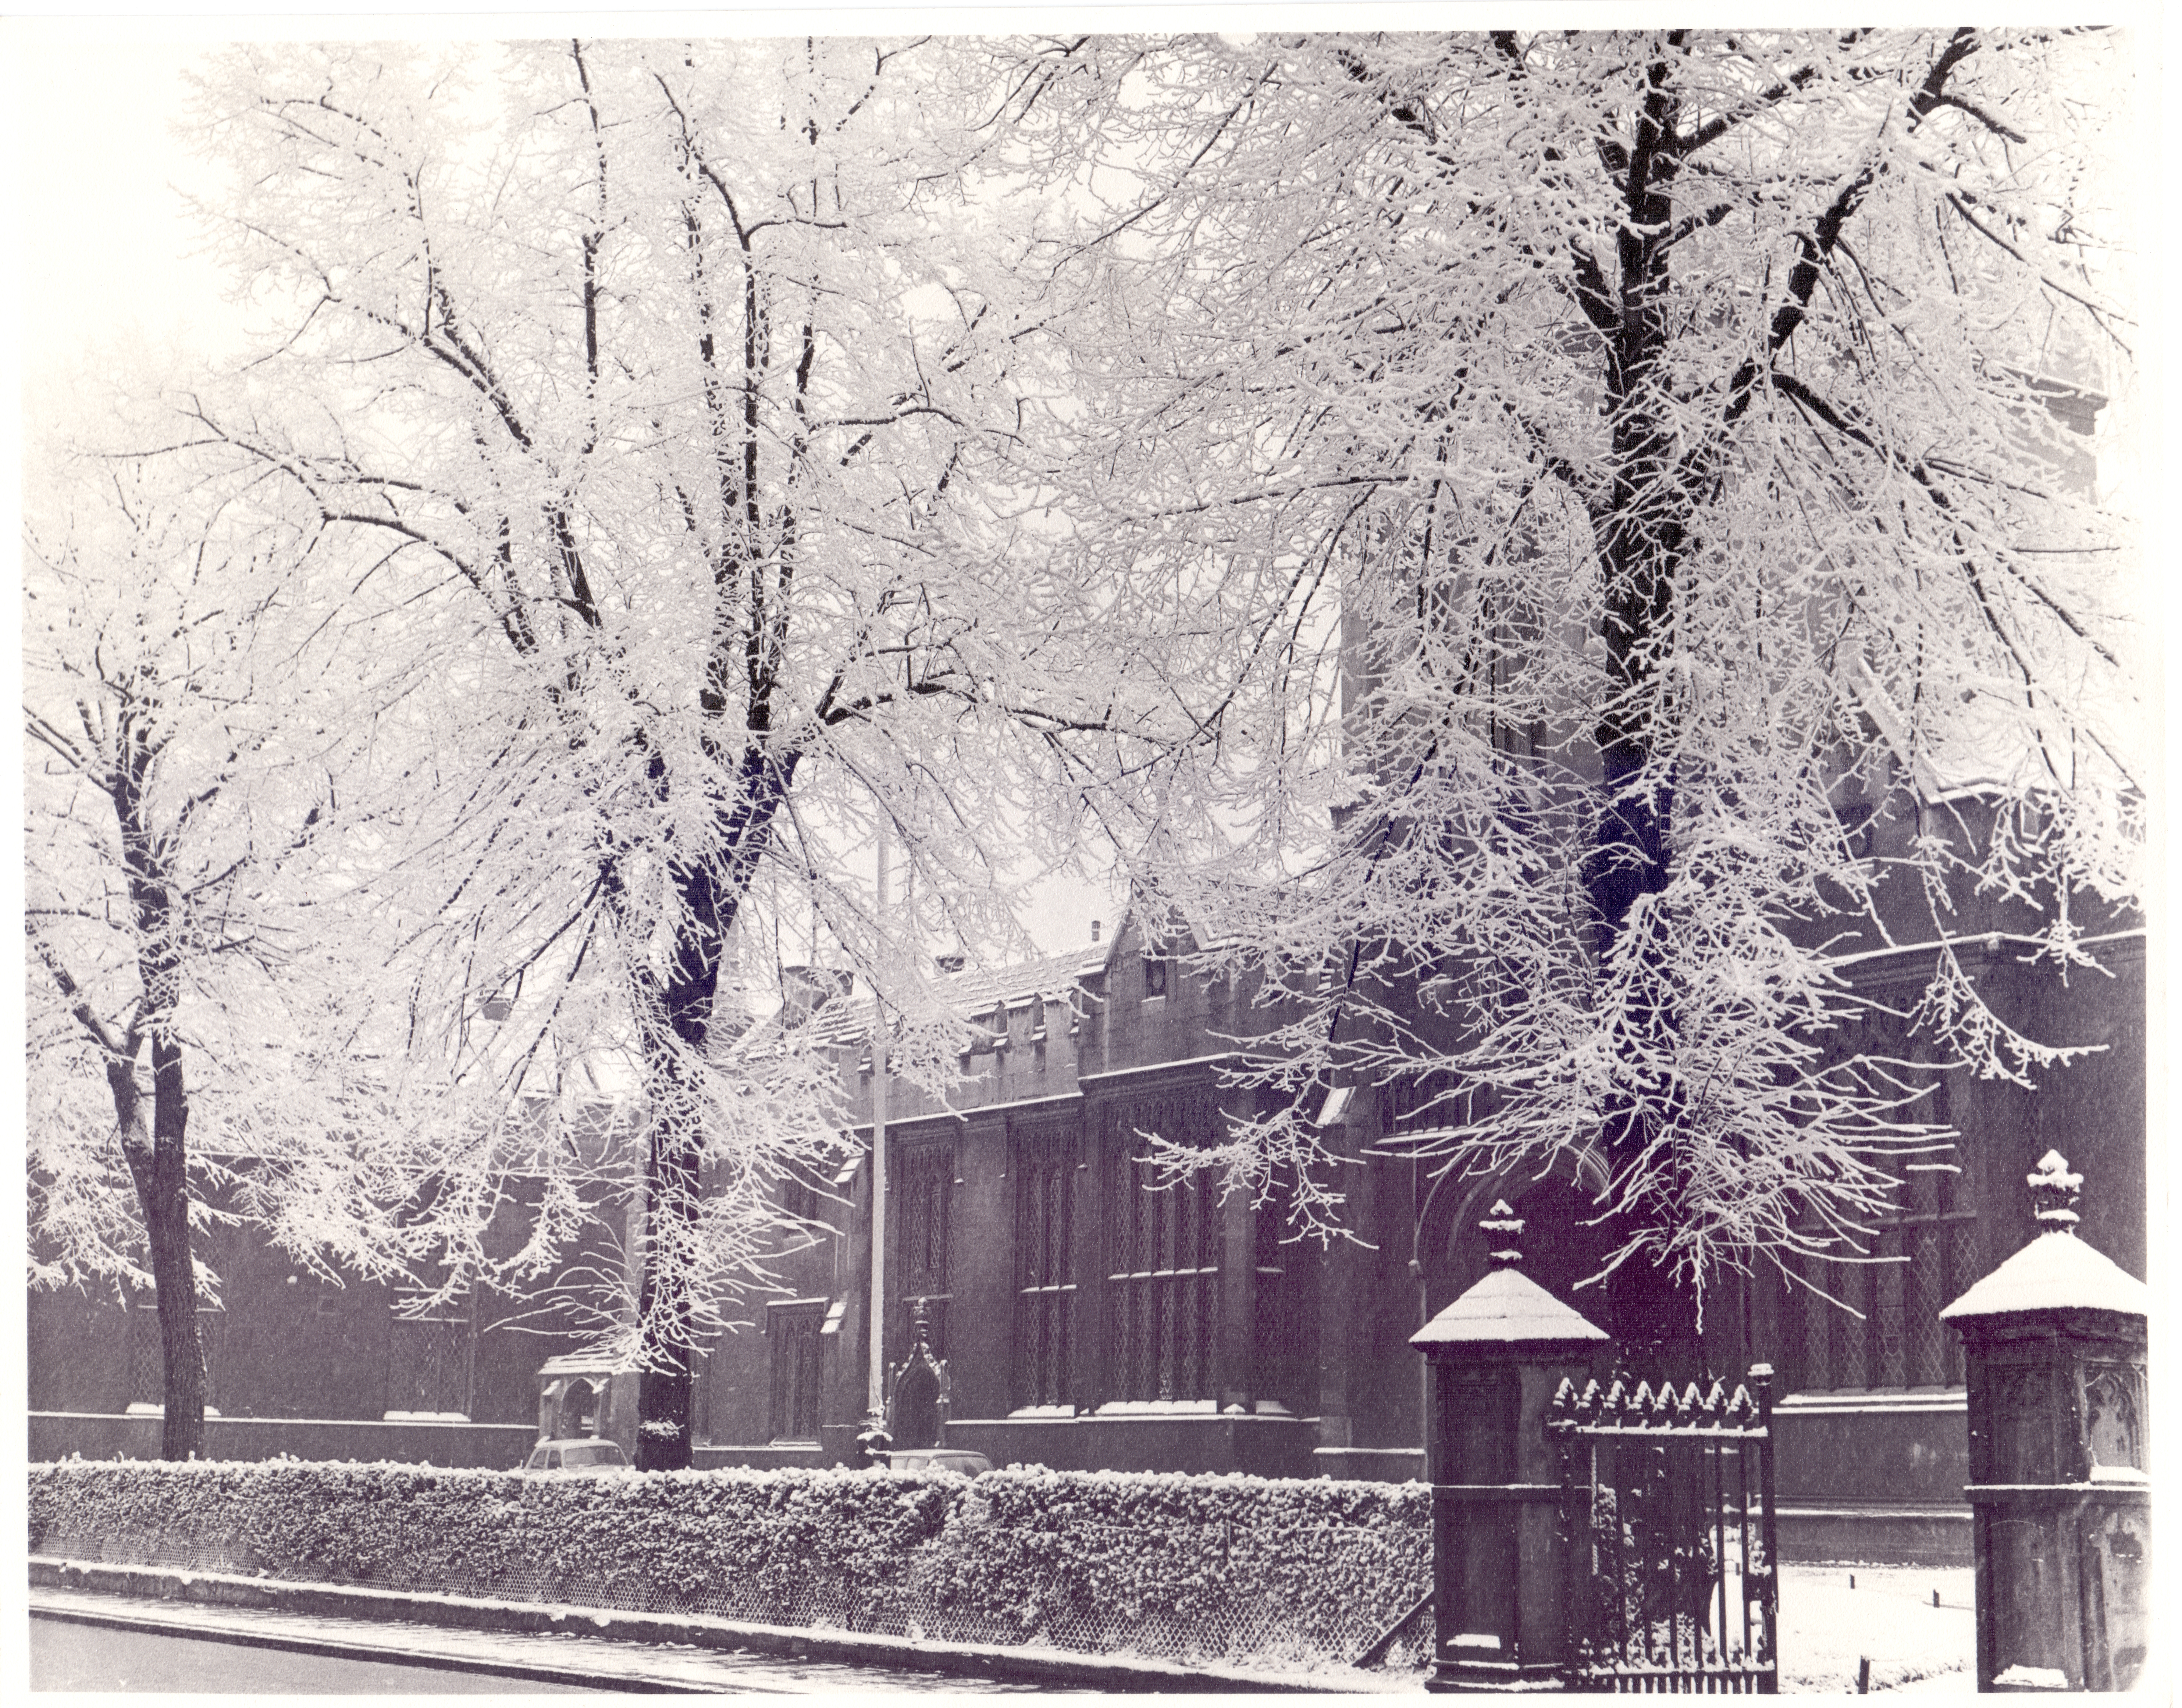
1480;1199;1524;1270
1941;1149;2151;1689
1413;1195;1607;1689
2028;1149;2083;1231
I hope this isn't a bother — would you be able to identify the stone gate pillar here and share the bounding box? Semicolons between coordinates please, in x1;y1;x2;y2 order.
1940;1151;2150;1692
1410;1202;1609;1691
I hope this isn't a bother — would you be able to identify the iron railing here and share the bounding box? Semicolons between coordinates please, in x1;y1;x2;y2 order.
1549;1363;1780;1694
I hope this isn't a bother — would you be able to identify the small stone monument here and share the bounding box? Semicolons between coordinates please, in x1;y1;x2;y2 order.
1940;1151;2149;1691
535;1351;634;1454
1410;1200;1610;1691
887;1299;947;1451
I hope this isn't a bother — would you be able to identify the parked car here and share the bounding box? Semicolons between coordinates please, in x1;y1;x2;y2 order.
883;1447;992;1477
523;1437;631;1473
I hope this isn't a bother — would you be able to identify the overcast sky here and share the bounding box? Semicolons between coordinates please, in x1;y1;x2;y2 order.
4;7;2162;965
0;6;1361;366
15;34;246;400
4;13;1143;965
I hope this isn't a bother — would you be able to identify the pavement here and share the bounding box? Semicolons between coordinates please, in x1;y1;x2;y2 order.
28;1558;1398;1694
31;1611;604;1694
28;1584;1049;1694
29;1556;1976;1695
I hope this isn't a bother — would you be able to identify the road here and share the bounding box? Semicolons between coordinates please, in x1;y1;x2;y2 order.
28;1592;1062;1694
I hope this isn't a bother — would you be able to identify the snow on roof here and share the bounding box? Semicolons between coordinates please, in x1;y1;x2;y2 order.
1848;655;2047;803
1411;1265;1611;1349
795;941;1113;1049
1105;886;1249;958
775;888;1244;1055
537;1349;632;1377
1943;1151;2148;1322
1846;555;2138;811
1938;1227;2150;1323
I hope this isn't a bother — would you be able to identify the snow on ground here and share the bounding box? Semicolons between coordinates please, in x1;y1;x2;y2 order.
1778;1565;1975;1694
1259;1561;1976;1694
26;1586;1060;1694
33;1561;1979;1693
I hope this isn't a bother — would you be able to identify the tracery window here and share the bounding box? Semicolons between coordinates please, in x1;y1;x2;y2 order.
1781;1102;1977;1393
780;1171;829;1230
1026;997;1048;1072
1104;1091;1222;1405
895;1141;953;1362
126;1294;223;1411
1142;945;1172;1000
1012;1124;1077;1409
1377;1069;1465;1142
1253;1163;1309;1412
386;1288;475;1418
767;1300;826;1441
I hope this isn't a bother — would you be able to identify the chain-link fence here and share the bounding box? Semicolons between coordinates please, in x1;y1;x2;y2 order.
32;1471;1437;1679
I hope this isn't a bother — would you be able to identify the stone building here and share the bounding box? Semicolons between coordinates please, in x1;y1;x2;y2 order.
26;1106;630;1466
693;860;2144;1565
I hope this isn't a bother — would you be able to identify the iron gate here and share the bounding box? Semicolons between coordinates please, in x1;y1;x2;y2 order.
1549;1363;1779;1693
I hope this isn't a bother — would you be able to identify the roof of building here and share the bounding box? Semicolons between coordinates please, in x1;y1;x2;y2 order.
795;939;1114;1049
538;1349;634;1377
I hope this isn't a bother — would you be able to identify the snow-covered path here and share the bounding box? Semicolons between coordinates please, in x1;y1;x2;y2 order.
1777;1565;1975;1694
29;1561;1978;1693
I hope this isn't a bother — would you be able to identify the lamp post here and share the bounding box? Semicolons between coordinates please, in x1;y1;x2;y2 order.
861;816;891;1459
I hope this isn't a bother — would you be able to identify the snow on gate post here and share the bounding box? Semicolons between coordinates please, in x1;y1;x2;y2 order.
1410;1202;1610;1691
1940;1151;2150;1692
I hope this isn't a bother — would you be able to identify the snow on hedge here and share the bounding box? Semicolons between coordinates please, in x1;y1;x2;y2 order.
28;1458;1431;1670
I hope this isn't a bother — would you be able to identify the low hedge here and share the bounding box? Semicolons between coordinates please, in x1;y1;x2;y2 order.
926;1469;1431;1652
28;1458;1430;1666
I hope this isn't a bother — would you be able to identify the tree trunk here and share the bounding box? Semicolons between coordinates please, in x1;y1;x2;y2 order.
147;1032;206;1460
628;748;798;1468
629;842;727;1475
1584;50;1704;1374
633;1116;703;1472
108;1034;206;1461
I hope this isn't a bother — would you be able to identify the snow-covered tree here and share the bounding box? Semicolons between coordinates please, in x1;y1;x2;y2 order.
181;38;1136;1466
1024;29;2140;1358
23;411;419;1459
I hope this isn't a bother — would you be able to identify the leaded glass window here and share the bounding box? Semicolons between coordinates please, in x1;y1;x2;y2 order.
767;1300;826;1441
895;1141;954;1363
1781;1135;1973;1392
386;1289;474;1418
1012;1124;1076;1408
1104;1091;1222;1404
